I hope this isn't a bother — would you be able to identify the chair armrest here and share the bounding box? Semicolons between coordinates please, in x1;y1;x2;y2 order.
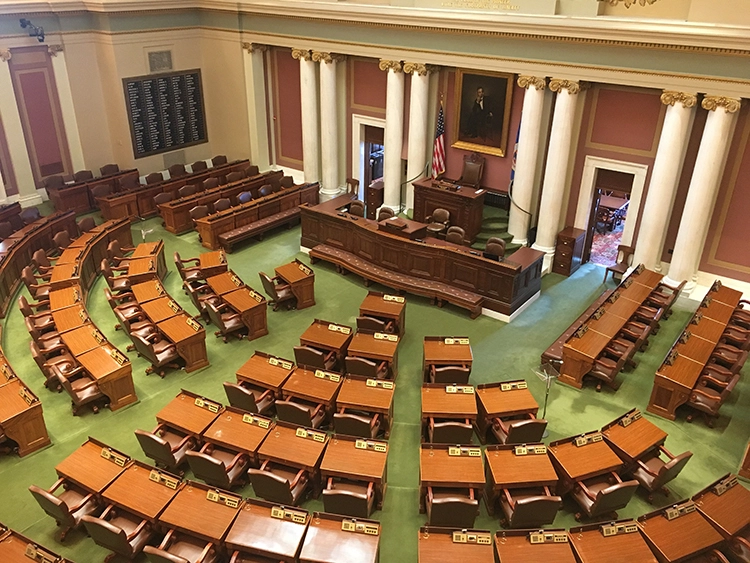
113;291;136;303
121;245;136;254
182;257;200;266
636;459;659;477
257;389;273;403
197;543;214;563
259;459;270;472
377;361;387;372
427;486;434;503
289;469;307;489
611;472;623;484
225;452;247;472
126;519;149;540
100;504;115;520
366;482;374;499
324;350;336;362
171;434;194;452
73;379;99;392
577;481;597;501
48;478;67;494
492;417;509;434
311;403;325;417
67;492;94;512
502;488;515;508
158;529;174;550
658;445;675;459
428;417;435;432
691;387;718;400
370;414;380;429
700;375;727;389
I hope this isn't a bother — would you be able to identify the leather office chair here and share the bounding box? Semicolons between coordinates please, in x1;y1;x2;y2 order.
110;305;158;353
603;337;637;370
226;171;245;184
721;325;750;350
429;364;470;384
333;410;381;439
135;425;196;473
154;192;173;206
349;200;365;217
26;322;65;354
248;460;309;506
499;487;562;528
58;370;108;415
356;315;394;333
178;184;198;198
445;226;466;245
699;364;738;390
727;532;750;563
22;267;51;301
628;447;693;501
634;303;665;335
73;169;94;182
619;320;651;352
426;487;479;528
101;259;131;293
32;248;56;276
345;356;388;379
258;184;273;197
280;176;294;189
588;353;627;391
30;340;77;392
294;345;336;371
100;163;119;175
710;345;747;374
686;373;739;427
603;245;635;283
212;154;228;166
144;529;219;563
29;480;100;541
0;221;14;240
259;272;296;311
184;281;222;322
683;550;732;563
206;301;247;342
377;207;395;221
485;241;506;258
213;197;231;212
275;399;326;428
647;280;686;319
174;252;204;285
107;240;134;267
189;206;209;238
186;443;250;490
203;177;220;190
426;208;450;237
20;206;42;225
571;473;639;520
428;418;473;444
53;230;72;253
169;164;187;178
145;172;163;185
191;160;208;172
246;165;260;178
491;415;547;445
238;190;253;204
44;175;65;189
222;381;274;415
91;184;112;200
458;153;485;188
81;506;153;561
18;295;55;334
323;478;375;518
346;178;359;195
77;216;96;234
120;175;140;189
132;333;181;377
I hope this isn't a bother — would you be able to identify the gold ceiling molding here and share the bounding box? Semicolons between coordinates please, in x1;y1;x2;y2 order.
311;51;345;64
402;62;436;76
517;75;546;90
702;95;742;113
291;48;312;61
0;49;10;62
379;59;402;73
47;44;64;57
549;78;587;95
601;0;658;7
241;42;268;54
660;91;697;108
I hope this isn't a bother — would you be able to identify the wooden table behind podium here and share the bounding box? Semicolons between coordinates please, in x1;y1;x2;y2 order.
413;178;485;243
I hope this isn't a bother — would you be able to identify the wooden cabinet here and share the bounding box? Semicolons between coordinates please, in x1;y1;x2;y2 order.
552;227;585;276
365;179;384;219
412;179;485;244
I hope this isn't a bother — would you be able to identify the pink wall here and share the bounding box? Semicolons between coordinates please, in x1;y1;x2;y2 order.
345;57;387;177
270;47;303;168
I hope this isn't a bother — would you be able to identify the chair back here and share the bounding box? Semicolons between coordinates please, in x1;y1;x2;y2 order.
349;200;365;217
107;241;127;263
430;420;473;444
505;419;547;445
247;469;294;505
430;208;450;224
17;295;35;318
345;356;379;378
44;175;65;189
168;164;186;178
509;495;562;528
226;171;245;184
90;184;112;199
377;207;395;221
185;451;230;489
132;334;158;364
459;153;485;187
205;301;228;332
178;184;197;198
214;198;231;212
238;191;253;204
654;451;693;489
134;430;176;468
428;494;478;527
100;258;115;282
81;515;132;556
203;177;219;190
616;245;636;267
246;165;260;177
100;164;119;175
145;172;163;185
323;488;370;518
293;346;326;370
431;365;470;384
590;480;639;515
333;413;374;438
259;272;280;301
212;155;228;166
445;228;465;245
485;241;506;257
280;176;294;188
74;169;94;182
120;175;139;189
223;382;260;413
77;217;96;233
143;546;190;563
189;205;208;221
28;485;74;527
53;230;71;251
20;207;42;225
275;400;314;426
154;192;173;206
258;184;273;197
0;222;13;239
356;316;387;332
191;160;208;172
22;266;39;291
346;178;360;195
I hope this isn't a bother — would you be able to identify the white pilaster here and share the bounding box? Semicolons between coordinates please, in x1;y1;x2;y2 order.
313;51;344;199
242;42;271;171
292;48;320;184
0;166;7;203
532;79;583;271
404;62;431;213
380;59;404;211
48;45;85;172
508;75;547;246
665;96;740;293
633;91;697;271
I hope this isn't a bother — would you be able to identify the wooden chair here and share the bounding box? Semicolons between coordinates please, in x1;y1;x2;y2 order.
604;245;636;283
99;163;119;176
168;164;186;178
499;487;562;528
259;272;296;311
143;530;218;563
323;478;374;518
457;153;485;188
222;381;274;415
134;425;196;473
145;172;163;185
247;460;309;506
185;443;250;490
81;507;154;562
425;487;478;528
346;177;360;196
29;480;100;541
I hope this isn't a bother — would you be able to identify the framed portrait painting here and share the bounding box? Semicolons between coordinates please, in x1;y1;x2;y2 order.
452;69;514;157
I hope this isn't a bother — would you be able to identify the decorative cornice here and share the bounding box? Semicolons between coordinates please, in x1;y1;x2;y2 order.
549;78;585;95
47;45;64;57
660;91;697;108
378;59;402;73
311;51;345;64
402;62;435;76
702;95;742;113
0;49;10;63
602;0;658;7
242;42;268;54
517;75;546;90
291;48;312;61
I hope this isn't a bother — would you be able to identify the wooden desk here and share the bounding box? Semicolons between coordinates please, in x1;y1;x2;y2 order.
282;367;342;416
55;438;129;494
102;461;182;521
0;379;50;456
419;444;485;511
222;286;268;341
569;523;658;563
475;382;539;443
377;216;428;240
359;291;406;336
418;527;495;563
257;422;329;493
421;384;477;423
49;286;81;311
67;230;99;249
158;480;241;544
300;319;353;360
157;313;209;372
56;247;84;265
236;351;295;398
494;530;577;563
131;279;167;303
484;444;558;515
199;250;229;278
638;507;723;562
335;375;395;437
347;330;399;378
225;498;309;562
692;475;750;537
299;512;380;563
0;526;72;563
320;434;388;509
61;324;103;356
77;345;136;411
208;271;244;295
549;436;623;493
51;304;89;333
49;263;79;290
202;406;272;467
126;258;158;285
128;240;167;283
413;178;485;243
601;410;667;464
276;260;315;310
156;390;222;436
141;295;182;323
423;336;473;380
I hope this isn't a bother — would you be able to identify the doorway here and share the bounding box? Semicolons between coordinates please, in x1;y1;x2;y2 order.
351;114;387;199
586;168;634;266
363;125;384;190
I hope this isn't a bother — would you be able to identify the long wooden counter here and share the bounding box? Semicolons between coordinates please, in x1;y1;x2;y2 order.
0;354;50;457
46;169;139;214
300;195;544;317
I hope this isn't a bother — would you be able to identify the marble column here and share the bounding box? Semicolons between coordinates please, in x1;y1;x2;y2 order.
242;42;271;171
313;51;344;199
48;45;85;172
633;91;697;271
508;75;547;246
292;48;320;183
379;59;404;211
532;79;583;270
665;96;741;293
403;62;432;213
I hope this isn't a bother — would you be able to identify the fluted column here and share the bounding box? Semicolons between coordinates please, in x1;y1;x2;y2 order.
242;43;271;171
48;45;85;172
665;96;741;293
313;51;345;199
380;59;404;211
532;79;584;270
508;75;547;245
403;62;432;213
292;48;320;183
633;91;697;271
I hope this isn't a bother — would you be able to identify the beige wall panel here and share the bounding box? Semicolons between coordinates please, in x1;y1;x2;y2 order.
688;0;750;26
602;0;689;20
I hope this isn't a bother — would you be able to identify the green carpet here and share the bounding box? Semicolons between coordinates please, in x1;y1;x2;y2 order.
0;213;748;562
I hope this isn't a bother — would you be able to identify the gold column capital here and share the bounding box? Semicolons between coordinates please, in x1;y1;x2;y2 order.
378;59;402;73
291;48;312;61
402;62;435;76
0;49;12;63
311;51;345;64
549;78;585;95
603;0;657;6
47;45;63;57
660;91;697;108
517;76;546;90
702;95;741;113
242;42;269;54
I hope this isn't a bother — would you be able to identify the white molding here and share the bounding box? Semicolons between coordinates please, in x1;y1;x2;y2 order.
482;290;540;323
351;113;386;201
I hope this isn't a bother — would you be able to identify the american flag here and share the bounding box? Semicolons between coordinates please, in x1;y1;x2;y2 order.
509;119;520;190
432;103;446;178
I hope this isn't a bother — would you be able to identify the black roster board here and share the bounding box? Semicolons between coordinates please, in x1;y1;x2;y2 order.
123;69;207;158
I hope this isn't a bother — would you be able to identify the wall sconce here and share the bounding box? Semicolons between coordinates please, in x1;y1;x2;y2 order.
20;19;45;43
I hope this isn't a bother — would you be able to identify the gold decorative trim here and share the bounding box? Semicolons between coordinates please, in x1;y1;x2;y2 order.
403;62;435;76
702;95;742;113
291;48;312;61
0;49;11;63
603;0;658;7
378;59;402;73
47;45;63;57
517;75;546;90
549;78;584;95
311;51;345;64
242;42;268;54
660;91;697;108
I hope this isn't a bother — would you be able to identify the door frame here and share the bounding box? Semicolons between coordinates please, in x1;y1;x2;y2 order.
351;113;386;200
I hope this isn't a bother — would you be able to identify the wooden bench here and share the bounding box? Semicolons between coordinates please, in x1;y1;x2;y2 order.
309;244;483;318
219;207;301;253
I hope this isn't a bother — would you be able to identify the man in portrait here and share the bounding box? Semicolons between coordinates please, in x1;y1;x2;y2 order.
466;86;493;141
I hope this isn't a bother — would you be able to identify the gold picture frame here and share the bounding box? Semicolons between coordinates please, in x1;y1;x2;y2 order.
452;68;514;157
